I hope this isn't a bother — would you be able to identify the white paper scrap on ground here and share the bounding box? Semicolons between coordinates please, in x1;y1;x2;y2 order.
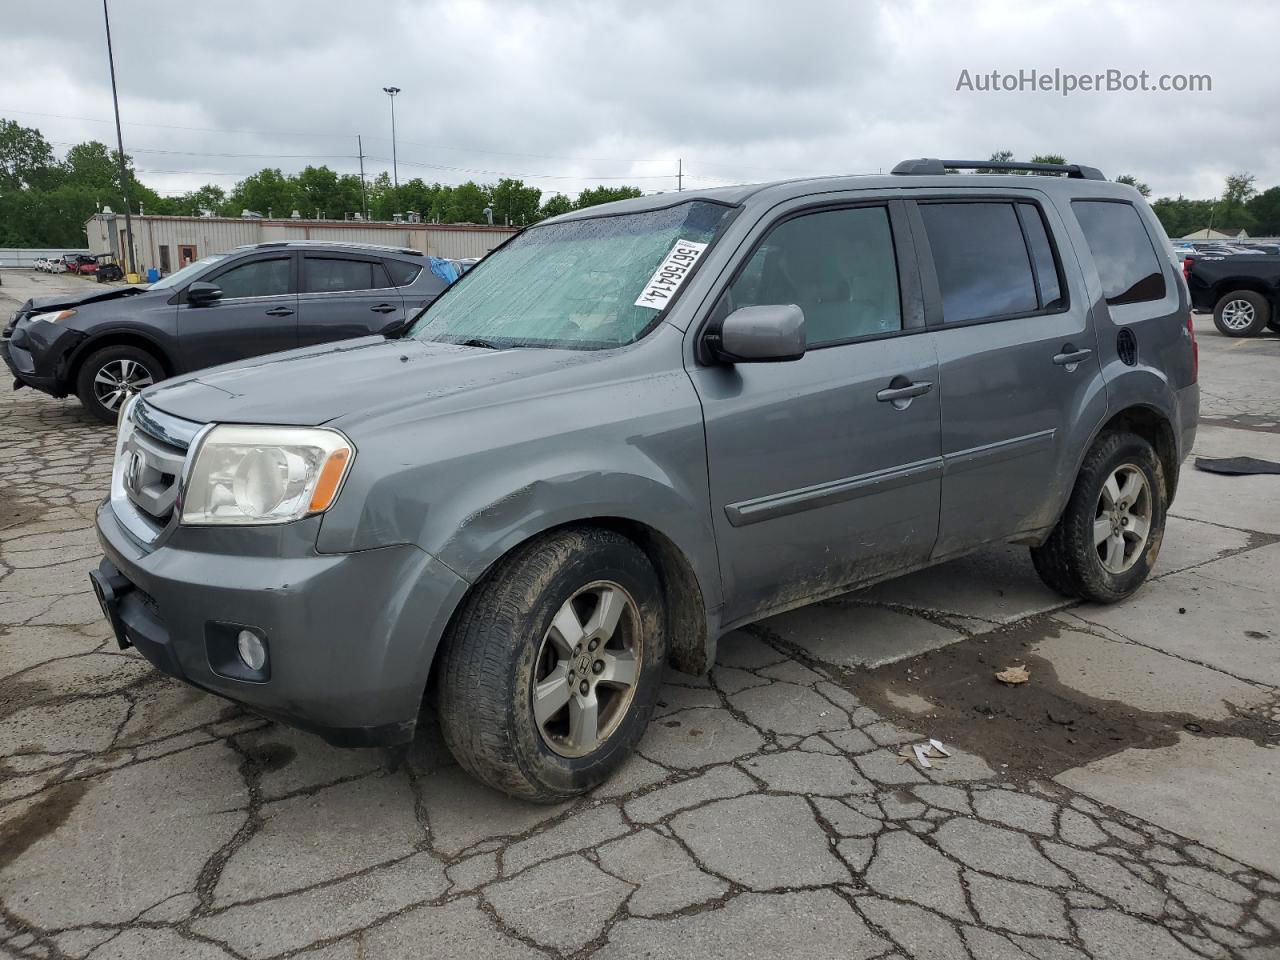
634;238;709;310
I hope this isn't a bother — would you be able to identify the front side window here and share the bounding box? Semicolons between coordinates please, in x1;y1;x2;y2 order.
302;257;390;293
410;200;734;349
212;257;291;299
1072;200;1166;305
920;201;1038;324
726;206;902;346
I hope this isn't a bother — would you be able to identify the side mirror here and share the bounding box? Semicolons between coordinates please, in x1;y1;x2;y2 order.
187;282;223;305
710;304;806;363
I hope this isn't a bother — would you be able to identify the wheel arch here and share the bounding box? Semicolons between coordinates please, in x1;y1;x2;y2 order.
432;517;713;687
66;330;174;386
1090;404;1180;502
1213;280;1273;304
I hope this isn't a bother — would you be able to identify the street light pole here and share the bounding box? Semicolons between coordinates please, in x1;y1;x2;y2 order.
102;0;135;276
382;86;400;207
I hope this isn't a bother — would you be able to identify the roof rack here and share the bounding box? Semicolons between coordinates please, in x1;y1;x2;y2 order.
892;158;1106;181
251;240;423;256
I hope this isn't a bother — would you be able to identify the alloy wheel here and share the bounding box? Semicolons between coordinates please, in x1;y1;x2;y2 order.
1093;464;1152;574
1220;299;1256;332
93;359;154;412
531;580;643;758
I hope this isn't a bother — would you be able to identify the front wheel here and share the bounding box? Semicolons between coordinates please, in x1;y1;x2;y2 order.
1030;431;1166;604
1213;290;1270;337
436;528;665;802
74;345;164;423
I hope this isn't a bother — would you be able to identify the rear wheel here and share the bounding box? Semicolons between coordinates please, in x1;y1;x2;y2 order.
1213;290;1270;337
1030;431;1166;604
436;528;665;802
74;345;164;423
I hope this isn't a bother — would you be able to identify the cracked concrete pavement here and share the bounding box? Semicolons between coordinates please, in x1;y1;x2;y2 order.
1;270;1278;959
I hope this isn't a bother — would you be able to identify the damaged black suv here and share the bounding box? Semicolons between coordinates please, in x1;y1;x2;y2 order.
3;241;453;422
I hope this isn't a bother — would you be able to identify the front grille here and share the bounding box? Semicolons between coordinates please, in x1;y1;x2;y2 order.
116;401;204;539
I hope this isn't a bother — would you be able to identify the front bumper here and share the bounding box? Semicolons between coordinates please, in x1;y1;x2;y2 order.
4;320;82;395
94;500;469;746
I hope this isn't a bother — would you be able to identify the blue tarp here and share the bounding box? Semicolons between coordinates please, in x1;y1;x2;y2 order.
428;257;460;284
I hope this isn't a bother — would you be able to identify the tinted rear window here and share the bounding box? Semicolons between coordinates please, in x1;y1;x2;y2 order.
1072;200;1166;305
302;257;391;293
919;202;1038;323
385;259;423;286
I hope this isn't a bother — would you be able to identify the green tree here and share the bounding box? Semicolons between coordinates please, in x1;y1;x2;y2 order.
1115;174;1151;198
1217;172;1257;232
0;118;58;191
1030;153;1066;165
1246;186;1280;236
226;168;297;217
62;141;129;191
489;178;541;226
443;181;491;223
575;185;642;209
537;193;574;220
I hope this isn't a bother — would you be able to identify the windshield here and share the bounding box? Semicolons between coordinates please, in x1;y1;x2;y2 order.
409;200;734;349
148;253;230;291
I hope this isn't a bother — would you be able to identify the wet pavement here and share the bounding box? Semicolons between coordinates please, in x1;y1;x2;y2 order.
1;271;1278;959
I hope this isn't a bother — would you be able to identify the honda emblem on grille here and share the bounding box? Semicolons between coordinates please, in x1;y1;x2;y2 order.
124;450;144;494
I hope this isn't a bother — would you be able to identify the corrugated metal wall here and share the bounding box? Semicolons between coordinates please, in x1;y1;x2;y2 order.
85;215;517;273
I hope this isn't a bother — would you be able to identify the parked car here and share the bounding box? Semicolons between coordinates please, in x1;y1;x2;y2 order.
33;256;52;272
94;255;125;283
3;241;454;421
90;159;1197;801
71;255;98;276
1186;252;1280;336
47;256;67;274
60;254;81;272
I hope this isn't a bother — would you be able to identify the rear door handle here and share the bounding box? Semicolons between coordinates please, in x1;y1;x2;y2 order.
370;303;398;314
1053;346;1092;366
876;380;933;403
264;307;294;317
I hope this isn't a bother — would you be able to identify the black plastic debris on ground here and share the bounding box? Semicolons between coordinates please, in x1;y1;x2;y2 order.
1194;456;1280;476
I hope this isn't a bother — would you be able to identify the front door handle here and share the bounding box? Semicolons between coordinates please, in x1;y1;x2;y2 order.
876;380;933;403
1053;346;1092;366
264;307;294;317
370;303;398;314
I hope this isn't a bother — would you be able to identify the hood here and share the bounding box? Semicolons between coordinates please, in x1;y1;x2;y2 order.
23;286;150;315
143;336;606;427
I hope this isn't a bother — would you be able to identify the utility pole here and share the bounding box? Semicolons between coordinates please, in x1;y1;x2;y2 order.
357;134;368;220
102;0;135;275
382;86;401;205
677;158;682;192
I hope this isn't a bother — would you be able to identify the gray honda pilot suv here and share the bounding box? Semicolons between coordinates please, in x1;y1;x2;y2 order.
92;159;1199;801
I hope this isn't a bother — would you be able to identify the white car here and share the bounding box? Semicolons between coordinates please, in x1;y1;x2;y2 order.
47;257;67;273
33;257;50;272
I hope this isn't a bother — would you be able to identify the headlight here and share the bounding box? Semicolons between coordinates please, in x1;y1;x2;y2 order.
181;425;354;526
30;309;76;324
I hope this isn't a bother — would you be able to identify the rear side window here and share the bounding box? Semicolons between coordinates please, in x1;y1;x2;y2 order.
728;205;902;347
212;257;291;299
384;260;422;286
302;257;391;293
1072;201;1166;305
919;202;1038;323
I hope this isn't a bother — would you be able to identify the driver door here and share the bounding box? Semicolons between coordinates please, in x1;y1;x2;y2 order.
176;253;299;372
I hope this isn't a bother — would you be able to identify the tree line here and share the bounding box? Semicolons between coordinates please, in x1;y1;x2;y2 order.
4;119;1280;248
0;118;641;247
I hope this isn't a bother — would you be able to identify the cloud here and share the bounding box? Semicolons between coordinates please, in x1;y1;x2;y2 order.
2;0;1276;201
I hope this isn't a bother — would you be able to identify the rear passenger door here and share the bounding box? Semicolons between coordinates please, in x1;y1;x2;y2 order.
296;254;407;347
911;196;1108;557
689;200;942;626
176;254;298;371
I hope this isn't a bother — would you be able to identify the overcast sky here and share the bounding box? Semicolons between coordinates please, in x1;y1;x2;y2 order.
3;0;1277;203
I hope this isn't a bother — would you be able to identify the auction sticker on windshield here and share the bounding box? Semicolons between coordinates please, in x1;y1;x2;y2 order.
634;239;709;310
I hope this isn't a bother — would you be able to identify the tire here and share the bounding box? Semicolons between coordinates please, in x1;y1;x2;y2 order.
1212;290;1270;337
74;345;164;423
436;527;666;802
1030;431;1166;604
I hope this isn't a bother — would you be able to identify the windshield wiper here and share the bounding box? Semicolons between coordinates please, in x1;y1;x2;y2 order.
459;337;500;349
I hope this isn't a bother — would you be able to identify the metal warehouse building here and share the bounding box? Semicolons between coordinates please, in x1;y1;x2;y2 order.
85;212;519;276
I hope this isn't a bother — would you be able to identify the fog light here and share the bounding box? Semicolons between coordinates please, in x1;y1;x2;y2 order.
237;630;266;671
